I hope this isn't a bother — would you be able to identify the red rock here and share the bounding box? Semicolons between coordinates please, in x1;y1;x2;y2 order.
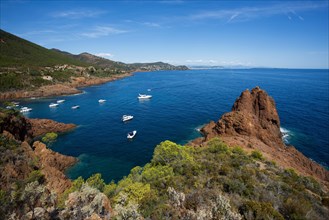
193;86;329;184
28;118;76;137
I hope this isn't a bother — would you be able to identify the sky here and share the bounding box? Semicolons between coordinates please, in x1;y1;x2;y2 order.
1;0;328;68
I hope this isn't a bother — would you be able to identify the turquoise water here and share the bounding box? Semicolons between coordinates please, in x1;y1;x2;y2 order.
17;69;329;182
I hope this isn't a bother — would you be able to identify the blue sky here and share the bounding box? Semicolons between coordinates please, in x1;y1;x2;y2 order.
1;0;328;68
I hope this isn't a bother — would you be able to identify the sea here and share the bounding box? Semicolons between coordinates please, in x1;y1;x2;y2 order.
15;68;329;182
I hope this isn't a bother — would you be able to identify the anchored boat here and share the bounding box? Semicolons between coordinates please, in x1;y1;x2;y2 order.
127;130;137;139
122;115;134;122
138;94;152;99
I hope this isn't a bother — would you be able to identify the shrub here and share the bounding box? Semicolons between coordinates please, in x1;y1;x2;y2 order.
86;173;105;191
208;138;230;154
103;181;117;198
41;132;58;143
58;176;84;208
239;200;284;220
26;170;45;184
251;150;263;160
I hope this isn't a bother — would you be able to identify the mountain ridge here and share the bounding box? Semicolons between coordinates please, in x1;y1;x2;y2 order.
0;29;188;99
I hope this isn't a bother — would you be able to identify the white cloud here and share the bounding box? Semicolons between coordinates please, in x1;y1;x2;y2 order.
51;9;106;19
189;1;327;23
81;26;128;38
94;53;114;58
141;22;161;27
20;30;56;36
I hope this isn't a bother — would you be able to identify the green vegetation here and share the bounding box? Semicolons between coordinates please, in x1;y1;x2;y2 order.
251;150;263;160
59;139;328;219
0;29;86;67
41;132;58;143
0;29;188;93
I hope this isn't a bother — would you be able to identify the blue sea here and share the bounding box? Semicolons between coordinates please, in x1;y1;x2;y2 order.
16;69;329;182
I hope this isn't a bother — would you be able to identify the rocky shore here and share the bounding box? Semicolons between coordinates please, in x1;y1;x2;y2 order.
192;86;329;185
28;118;76;137
0;110;77;193
0;73;132;100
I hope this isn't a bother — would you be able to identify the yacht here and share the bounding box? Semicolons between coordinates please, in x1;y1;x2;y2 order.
138;94;152;99
98;99;106;103
72;105;80;109
20;107;32;113
49;103;59;108
127;130;137;139
122;115;134;122
57;100;65;103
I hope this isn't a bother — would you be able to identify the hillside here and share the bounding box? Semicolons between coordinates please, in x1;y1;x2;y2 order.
53;49;189;71
0;29;188;98
0;29;86;67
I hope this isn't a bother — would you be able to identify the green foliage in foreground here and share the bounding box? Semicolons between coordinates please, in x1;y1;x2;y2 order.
67;138;328;219
41;132;58;143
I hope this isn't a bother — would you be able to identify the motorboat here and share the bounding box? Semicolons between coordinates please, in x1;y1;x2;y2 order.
49;103;59;108
57;99;65;103
98;99;106;103
122;115;133;122
72;105;80;109
138;94;152;99
127;130;137;139
20;107;32;112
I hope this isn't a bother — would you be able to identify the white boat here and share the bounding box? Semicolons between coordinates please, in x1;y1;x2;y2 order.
122;115;134;122
127;130;137;139
72;105;80;109
98;99;106;103
57;99;65;103
20;107;32;112
49;103;59;108
138;94;152;99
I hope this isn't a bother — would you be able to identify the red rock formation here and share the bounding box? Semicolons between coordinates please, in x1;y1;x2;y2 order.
33;141;77;194
28;118;76;137
0;110;77;194
0;73;132;100
193;86;329;184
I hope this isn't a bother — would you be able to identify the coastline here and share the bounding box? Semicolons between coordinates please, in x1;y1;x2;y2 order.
0;72;133;101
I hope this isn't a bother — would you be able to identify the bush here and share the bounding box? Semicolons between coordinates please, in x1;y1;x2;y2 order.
26;170;45;184
240;200;284;220
251;150;263;160
208;138;230;154
41;132;58;143
86;173;105;191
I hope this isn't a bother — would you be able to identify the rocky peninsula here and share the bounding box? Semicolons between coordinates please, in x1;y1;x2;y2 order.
0;72;132;100
193;86;329;185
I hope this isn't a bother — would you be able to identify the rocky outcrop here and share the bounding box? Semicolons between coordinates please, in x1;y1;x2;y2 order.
200;86;282;146
33;141;76;194
28;118;76;137
0;84;81;100
0;110;33;142
0;73;132;100
0;109;77;194
193;86;329;183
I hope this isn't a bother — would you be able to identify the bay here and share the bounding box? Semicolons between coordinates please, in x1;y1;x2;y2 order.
18;68;329;182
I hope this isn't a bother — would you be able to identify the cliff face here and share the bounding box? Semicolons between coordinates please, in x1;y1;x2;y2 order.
28;118;76;137
201;86;283;147
0;110;76;193
194;86;329;184
0;109;111;219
